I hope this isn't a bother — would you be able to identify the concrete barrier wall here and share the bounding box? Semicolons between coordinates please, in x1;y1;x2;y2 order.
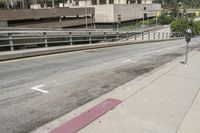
0;8;95;21
10;18;93;28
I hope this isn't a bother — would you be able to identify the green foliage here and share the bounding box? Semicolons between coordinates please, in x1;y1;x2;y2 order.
170;18;190;33
159;0;200;8
0;1;6;9
170;17;200;35
193;21;200;35
158;14;174;25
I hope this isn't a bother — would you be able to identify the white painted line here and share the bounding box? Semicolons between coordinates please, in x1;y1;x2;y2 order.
31;84;48;94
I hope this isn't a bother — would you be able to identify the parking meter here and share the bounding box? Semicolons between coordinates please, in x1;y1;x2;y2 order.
185;29;192;43
184;28;193;66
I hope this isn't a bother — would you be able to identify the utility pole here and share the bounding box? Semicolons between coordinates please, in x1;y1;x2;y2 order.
52;0;55;8
85;0;88;29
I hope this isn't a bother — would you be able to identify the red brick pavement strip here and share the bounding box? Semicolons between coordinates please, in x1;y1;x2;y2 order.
49;98;122;133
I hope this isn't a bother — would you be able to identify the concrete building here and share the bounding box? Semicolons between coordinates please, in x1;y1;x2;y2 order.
78;0;161;28
0;7;95;28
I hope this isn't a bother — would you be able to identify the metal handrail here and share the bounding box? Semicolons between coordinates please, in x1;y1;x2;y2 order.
0;30;185;52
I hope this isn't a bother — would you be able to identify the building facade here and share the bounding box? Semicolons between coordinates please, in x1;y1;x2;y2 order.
0;7;95;28
78;0;161;28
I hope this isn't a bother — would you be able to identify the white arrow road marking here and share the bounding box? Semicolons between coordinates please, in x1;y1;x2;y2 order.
31;84;48;94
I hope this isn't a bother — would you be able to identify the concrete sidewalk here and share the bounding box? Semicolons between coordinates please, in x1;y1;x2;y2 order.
32;49;200;133
79;50;200;133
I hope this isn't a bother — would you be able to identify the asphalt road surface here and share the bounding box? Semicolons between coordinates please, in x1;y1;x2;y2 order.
0;38;200;133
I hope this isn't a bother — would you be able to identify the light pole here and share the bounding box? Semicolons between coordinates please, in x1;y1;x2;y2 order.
52;0;55;8
85;0;88;29
196;0;198;8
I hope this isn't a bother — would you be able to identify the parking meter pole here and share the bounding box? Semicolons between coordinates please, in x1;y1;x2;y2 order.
185;42;189;66
184;28;192;66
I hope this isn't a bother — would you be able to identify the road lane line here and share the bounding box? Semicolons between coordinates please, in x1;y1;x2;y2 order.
31;84;48;94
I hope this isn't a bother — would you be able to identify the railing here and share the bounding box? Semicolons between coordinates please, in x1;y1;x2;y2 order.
0;30;184;52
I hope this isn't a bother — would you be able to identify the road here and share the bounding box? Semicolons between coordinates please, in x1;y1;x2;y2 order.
0;38;200;133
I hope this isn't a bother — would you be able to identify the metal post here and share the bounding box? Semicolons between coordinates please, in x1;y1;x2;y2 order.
166;32;168;38
185;42;189;66
156;17;158;27
117;32;119;40
158;32;160;39
69;32;73;45
43;32;48;48
89;32;92;44
52;0;55;8
153;32;155;39
135;34;137;40
117;22;119;31
148;32;150;40
104;32;107;42
8;33;14;51
142;33;144;40
162;32;164;39
126;32;129;40
85;7;88;29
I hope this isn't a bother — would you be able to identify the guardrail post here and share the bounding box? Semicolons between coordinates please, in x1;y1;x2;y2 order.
153;32;155;39
69;32;73;45
126;32;129;40
148;32;150;40
43;32;48;48
135;34;137;40
104;32;107;42
89;32;92;44
162;32;164;39
8;33;14;51
166;32;168;38
142;33;144;40
116;32;119;40
158;32;160;39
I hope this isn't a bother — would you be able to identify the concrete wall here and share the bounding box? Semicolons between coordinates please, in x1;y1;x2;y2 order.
144;4;161;17
114;4;143;22
9;18;93;28
94;3;161;23
0;8;95;28
93;5;115;23
0;21;8;27
0;8;95;21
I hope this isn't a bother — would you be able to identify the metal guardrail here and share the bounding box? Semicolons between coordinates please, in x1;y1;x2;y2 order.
0;30;184;52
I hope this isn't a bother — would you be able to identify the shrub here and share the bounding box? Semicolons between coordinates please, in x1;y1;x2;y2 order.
158;15;174;25
193;21;200;35
0;1;6;9
170;18;190;33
